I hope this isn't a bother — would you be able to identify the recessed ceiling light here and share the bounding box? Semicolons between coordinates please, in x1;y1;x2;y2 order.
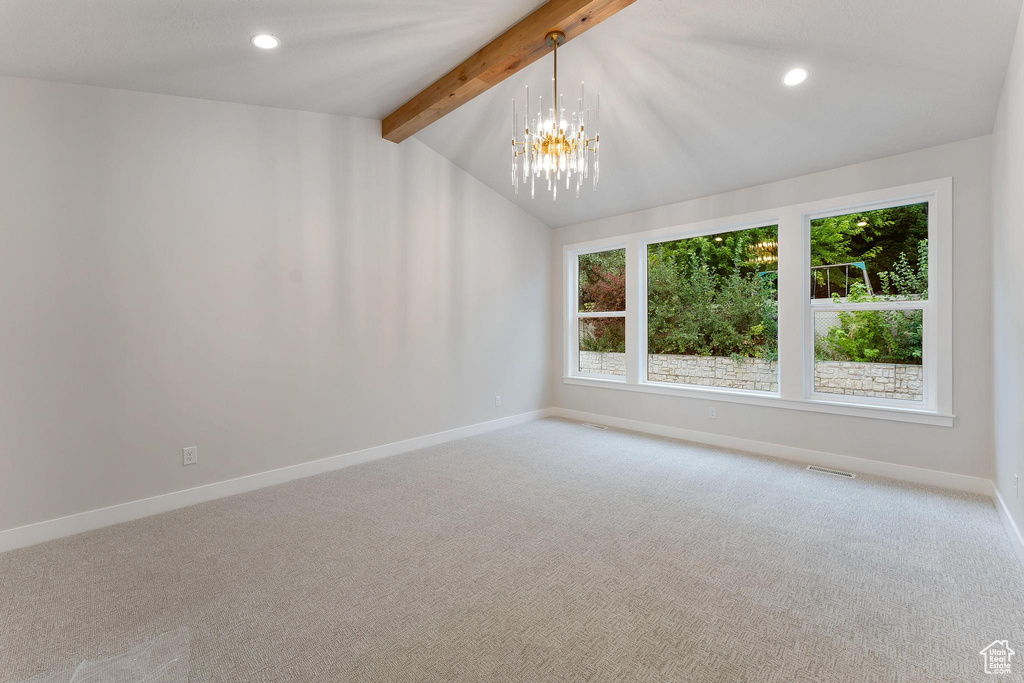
783;68;808;87
714;237;723;242
857;220;868;227
251;34;280;49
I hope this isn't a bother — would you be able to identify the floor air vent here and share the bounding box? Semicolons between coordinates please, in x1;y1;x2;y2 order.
807;465;856;478
580;422;609;430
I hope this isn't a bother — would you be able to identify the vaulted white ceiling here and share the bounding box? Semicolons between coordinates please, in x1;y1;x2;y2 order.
0;0;546;118
417;0;1023;226
1;0;1020;227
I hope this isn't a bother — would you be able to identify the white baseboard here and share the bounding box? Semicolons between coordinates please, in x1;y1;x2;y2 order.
0;408;554;553
993;484;1024;569
549;407;993;496
6;407;1013;562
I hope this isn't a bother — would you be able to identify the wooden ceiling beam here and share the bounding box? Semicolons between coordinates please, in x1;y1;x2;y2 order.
381;0;635;143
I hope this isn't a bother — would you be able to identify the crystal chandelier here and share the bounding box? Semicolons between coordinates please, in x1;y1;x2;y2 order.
511;31;600;199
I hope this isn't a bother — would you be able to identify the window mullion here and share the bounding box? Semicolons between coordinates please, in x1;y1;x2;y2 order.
625;237;641;385
810;301;926;313
577;311;626;318
777;208;805;400
567;250;577;378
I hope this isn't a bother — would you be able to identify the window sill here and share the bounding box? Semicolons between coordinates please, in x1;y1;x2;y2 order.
561;376;954;427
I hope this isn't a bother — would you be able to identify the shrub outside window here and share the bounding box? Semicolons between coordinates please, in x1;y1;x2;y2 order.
646;225;779;392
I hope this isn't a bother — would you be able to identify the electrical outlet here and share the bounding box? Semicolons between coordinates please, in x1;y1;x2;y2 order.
708;406;717;419
182;446;198;466
495;395;502;407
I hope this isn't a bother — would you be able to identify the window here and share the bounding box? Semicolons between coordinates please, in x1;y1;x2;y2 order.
575;248;626;378
646;225;779;391
564;179;952;426
809;203;929;403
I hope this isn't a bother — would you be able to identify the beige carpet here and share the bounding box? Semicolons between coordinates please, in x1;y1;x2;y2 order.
1;418;1022;682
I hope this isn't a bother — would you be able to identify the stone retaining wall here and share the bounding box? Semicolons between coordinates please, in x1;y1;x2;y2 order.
648;354;778;392
578;351;923;401
814;361;923;401
578;350;627;376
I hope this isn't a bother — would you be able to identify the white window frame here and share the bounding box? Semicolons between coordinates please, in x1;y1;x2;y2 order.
562;178;954;427
803;192;942;413
568;241;628;382
639;219;782;398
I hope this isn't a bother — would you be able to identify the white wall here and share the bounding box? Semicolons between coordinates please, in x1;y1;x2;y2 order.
551;136;993;479
992;9;1024;537
0;77;551;532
